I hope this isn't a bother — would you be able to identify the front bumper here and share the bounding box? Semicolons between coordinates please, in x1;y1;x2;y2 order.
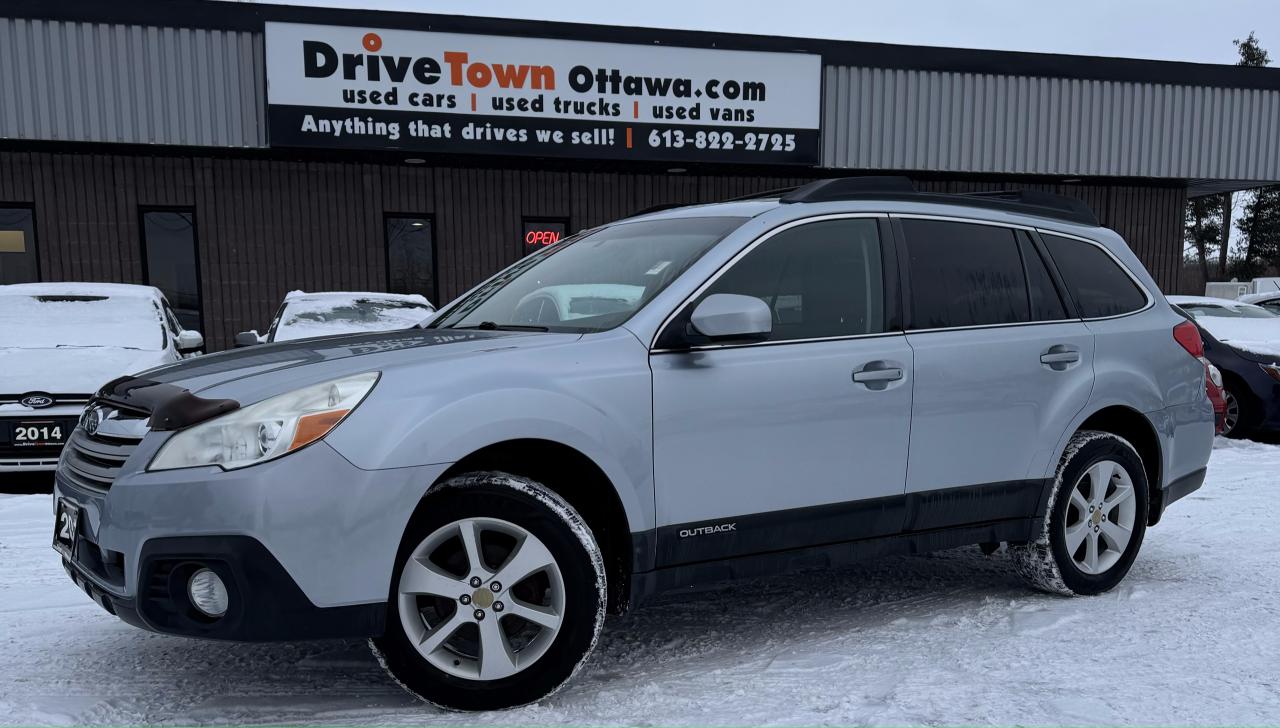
54;437;450;640
0;403;86;472
61;535;385;641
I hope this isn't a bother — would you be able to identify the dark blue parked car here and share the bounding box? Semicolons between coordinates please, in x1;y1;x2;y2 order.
1170;297;1280;438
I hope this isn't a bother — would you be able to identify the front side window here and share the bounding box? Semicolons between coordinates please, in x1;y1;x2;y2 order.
1041;233;1148;318
689;218;885;343
902;219;1030;329
431;217;745;333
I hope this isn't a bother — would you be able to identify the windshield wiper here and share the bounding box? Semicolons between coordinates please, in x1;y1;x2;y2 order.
450;321;550;332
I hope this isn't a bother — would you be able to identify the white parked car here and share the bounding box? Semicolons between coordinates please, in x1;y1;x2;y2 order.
0;283;203;473
235;291;436;346
1239;291;1280;316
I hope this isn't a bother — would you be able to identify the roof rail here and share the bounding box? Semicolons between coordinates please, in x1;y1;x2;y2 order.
958;189;1099;226
779;176;916;203
776;176;1101;226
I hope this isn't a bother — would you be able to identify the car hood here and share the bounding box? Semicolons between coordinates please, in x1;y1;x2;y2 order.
136;328;572;395
0;347;172;395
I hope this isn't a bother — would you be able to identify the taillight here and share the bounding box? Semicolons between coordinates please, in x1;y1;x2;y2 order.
1173;321;1204;358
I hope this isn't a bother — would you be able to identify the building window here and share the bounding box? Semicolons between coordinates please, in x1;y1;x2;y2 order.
522;218;569;256
386;216;436;303
0;207;38;284
141;209;203;331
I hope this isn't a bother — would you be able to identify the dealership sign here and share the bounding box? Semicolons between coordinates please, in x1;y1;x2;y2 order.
264;22;822;164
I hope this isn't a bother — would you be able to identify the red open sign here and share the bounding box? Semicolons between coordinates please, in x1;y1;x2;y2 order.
525;229;561;246
522;219;569;254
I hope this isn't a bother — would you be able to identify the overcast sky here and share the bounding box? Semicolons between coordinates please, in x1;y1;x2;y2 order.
270;0;1276;65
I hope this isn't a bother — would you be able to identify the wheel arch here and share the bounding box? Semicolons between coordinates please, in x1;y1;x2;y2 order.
1070;405;1164;526
415;439;636;615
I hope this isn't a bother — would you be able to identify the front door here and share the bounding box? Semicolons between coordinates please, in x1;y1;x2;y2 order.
896;217;1095;529
651;216;913;566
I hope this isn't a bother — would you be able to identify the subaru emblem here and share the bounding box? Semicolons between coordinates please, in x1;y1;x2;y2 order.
19;393;54;409
83;407;102;436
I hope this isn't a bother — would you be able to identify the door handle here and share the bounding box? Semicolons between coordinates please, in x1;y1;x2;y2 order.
1040;345;1081;370
852;361;904;391
853;368;904;383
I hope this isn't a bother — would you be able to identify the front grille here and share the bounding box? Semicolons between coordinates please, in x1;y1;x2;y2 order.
59;406;148;492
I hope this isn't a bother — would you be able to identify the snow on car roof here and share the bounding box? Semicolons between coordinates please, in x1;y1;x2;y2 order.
0;282;164;301
282;290;432;306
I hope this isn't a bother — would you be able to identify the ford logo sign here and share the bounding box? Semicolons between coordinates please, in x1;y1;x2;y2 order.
19;393;54;409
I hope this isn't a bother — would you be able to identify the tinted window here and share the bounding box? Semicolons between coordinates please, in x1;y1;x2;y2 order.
903;219;1029;329
1019;235;1068;321
386;217;436;303
0;207;39;284
697;218;885;343
142;210;201;331
1042;233;1147;318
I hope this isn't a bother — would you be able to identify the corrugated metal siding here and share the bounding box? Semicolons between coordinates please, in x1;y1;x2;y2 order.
0;18;264;146
822;66;1280;181
1;150;1187;350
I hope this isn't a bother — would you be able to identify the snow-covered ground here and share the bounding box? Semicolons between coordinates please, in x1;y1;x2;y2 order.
2;440;1277;726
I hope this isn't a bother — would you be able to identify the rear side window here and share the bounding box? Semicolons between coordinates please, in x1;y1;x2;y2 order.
902;219;1029;329
696;218;885;343
1041;233;1148;318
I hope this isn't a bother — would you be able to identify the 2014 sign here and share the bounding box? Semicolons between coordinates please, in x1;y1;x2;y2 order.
265;22;822;164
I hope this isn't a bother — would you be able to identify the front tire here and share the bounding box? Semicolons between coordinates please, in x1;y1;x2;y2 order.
1010;431;1149;596
371;472;606;711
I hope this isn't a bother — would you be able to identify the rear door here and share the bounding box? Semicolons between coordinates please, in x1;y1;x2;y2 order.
897;216;1094;528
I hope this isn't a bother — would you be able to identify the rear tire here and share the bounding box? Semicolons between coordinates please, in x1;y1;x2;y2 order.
1221;383;1258;439
371;472;606;711
1010;431;1149;596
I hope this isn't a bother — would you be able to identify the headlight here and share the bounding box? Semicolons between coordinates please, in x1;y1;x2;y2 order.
148;372;379;471
1261;363;1280;384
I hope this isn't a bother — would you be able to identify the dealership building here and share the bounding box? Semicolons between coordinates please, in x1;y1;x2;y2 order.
1;0;1279;349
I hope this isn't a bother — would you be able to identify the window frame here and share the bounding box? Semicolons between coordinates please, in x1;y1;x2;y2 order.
1035;228;1154;321
651;213;901;353
383;212;438;304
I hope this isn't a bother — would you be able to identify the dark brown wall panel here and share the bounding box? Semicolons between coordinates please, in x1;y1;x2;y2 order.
0;149;1188;350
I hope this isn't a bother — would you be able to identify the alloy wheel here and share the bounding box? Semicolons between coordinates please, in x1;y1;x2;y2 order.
1061;459;1137;575
397;517;565;681
1222;390;1240;436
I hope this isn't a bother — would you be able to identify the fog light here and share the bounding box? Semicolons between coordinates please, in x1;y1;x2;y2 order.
188;568;229;618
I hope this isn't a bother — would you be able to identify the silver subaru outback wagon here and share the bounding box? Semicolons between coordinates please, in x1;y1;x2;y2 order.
54;178;1214;711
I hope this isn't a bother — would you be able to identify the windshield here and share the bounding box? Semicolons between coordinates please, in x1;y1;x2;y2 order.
1179;302;1278;320
431;217;746;333
0;294;164;350
274;298;436;342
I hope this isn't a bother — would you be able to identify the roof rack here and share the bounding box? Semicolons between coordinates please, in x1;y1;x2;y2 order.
778;177;1100;226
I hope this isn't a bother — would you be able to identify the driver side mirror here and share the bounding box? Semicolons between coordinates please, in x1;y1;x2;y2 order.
234;330;263;348
689;294;772;343
176;330;204;354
